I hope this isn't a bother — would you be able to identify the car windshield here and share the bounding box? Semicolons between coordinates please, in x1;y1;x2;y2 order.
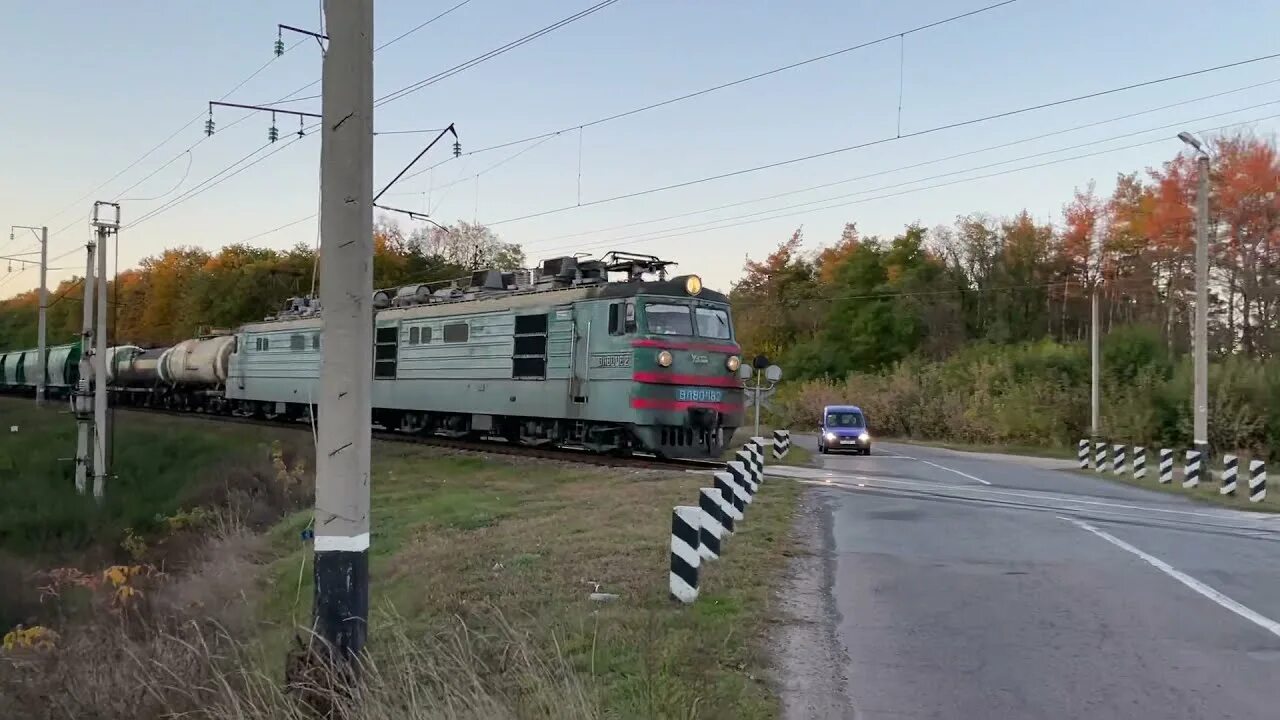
694;306;731;339
645;303;694;336
826;412;865;428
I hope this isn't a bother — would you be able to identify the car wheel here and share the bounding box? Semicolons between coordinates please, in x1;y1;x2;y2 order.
818;442;827;454
863;448;872;456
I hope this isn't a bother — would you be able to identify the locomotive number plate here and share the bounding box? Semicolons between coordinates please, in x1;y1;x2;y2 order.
677;387;723;403
590;353;631;368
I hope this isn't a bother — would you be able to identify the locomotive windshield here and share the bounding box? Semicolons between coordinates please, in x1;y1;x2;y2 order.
644;301;733;339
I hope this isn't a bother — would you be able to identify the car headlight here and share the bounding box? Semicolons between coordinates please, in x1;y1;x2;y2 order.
858;432;870;442
657;350;673;367
726;355;741;371
824;432;837;442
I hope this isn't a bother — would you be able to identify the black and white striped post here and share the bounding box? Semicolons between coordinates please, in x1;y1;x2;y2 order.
726;460;757;502
698;488;730;561
773;429;792;459
1095;441;1109;473
1112;444;1127;476
670;506;700;604
1133;446;1147;479
748;437;768;476
714;471;749;518
1159;448;1173;484
735;450;762;490
1184;449;1202;489
1220;454;1238;496
1249;459;1267;503
1078;439;1090;469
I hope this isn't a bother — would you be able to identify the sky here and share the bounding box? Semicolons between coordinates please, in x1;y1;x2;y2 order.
2;0;1279;298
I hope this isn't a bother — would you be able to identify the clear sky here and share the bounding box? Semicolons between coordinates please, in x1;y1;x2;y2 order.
2;0;1279;297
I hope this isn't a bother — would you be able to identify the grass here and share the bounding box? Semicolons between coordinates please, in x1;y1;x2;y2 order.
2;398;802;718
0;396;310;556
725;426;813;467
262;445;801;718
1068;464;1280;513
883;435;1079;461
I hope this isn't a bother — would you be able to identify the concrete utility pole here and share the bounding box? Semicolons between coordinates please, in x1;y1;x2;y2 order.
74;237;97;495
8;225;48;405
1179;131;1210;456
90;202;119;501
313;0;374;659
1090;287;1100;439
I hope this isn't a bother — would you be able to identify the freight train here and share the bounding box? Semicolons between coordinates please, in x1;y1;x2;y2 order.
0;253;745;459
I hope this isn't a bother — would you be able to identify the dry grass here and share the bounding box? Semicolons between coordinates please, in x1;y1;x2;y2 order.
2;412;801;720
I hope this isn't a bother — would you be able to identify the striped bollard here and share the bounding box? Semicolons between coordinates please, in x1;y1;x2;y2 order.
749;437;768;474
1095;441;1109;473
1112;444;1127;476
1249;459;1266;503
670;507;700;604
1133;446;1146;479
698;488;730;560
773;429;792;459
1220;454;1238;496
726;461;757;501
735;451;761;490
1078;439;1090;469
1158;448;1173;484
1183;449;1202;489
713;471;748;519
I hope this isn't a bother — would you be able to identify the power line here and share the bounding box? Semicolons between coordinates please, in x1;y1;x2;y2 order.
489;50;1280;227
520;77;1280;248
533;99;1280;255
373;0;624;108
38;40;306;229
451;0;1020;160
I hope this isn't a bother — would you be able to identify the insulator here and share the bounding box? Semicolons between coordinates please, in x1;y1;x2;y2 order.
297;116;305;137
268;125;279;143
204;118;215;136
274;38;286;57
452;140;462;158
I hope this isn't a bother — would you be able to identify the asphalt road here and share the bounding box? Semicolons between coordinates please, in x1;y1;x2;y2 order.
773;438;1280;719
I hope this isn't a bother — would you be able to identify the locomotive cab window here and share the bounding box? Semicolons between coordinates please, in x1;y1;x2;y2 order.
695;307;732;339
645;302;693;336
608;303;629;335
443;322;469;343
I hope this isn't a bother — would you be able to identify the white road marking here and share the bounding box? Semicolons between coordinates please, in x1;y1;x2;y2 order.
1065;517;1280;639
899;454;992;485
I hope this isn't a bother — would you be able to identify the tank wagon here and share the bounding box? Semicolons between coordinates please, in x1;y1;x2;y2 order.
0;342;82;399
0;252;744;459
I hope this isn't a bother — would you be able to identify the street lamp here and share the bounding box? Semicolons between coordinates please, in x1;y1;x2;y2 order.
1178;131;1210;456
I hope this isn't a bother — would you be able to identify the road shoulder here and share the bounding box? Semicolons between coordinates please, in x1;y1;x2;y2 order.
769;486;852;720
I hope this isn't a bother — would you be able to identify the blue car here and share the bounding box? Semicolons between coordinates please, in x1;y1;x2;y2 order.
818;405;871;455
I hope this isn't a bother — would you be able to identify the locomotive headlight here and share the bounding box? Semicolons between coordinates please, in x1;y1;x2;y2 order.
726;355;741;372
657;350;674;367
685;275;702;296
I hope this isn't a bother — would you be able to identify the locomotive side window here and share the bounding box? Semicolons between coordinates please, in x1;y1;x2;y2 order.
263;337;270;351
409;326;420;345
422;326;432;343
608;303;625;335
512;313;548;379
312;334;320;350
290;334;305;351
443;322;469;343
374;326;398;379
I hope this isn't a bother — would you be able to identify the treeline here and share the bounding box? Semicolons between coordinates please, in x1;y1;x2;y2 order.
735;131;1280;452
0;219;522;349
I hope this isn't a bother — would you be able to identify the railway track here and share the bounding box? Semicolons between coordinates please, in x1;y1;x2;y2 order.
112;403;725;473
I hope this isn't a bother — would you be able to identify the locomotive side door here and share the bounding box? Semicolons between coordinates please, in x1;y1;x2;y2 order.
568;305;590;407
